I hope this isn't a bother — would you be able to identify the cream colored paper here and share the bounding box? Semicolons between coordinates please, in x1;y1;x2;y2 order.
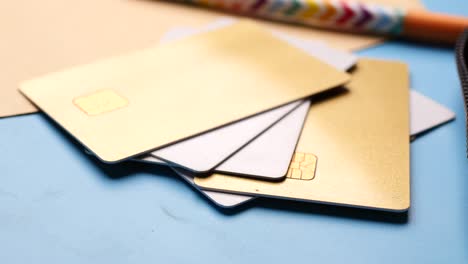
2;0;422;118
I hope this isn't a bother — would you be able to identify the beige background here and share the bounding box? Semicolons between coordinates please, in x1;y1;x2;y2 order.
1;0;423;118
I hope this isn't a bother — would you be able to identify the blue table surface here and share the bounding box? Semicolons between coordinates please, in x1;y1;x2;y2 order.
1;0;468;263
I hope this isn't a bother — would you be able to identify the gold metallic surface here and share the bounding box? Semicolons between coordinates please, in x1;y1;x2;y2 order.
20;21;349;163
195;59;410;211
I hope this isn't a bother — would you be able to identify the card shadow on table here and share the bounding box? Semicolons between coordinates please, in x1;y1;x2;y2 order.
81;155;410;226
45;112;408;224
213;195;408;224
40;112;178;181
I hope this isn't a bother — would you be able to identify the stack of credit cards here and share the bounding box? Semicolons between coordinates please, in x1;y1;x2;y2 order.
19;19;455;212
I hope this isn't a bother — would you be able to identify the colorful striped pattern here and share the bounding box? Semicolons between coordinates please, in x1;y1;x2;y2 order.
176;0;405;34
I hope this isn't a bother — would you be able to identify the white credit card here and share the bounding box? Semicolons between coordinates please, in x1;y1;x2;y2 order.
138;18;357;176
168;100;310;208
410;90;455;137
145;101;301;173
215;100;310;178
140;101;310;207
143;100;310;180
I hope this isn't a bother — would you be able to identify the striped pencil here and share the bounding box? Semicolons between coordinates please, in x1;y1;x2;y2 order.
173;0;468;44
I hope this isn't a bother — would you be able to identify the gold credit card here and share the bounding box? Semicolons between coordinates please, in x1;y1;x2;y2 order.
195;59;410;212
19;20;350;163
